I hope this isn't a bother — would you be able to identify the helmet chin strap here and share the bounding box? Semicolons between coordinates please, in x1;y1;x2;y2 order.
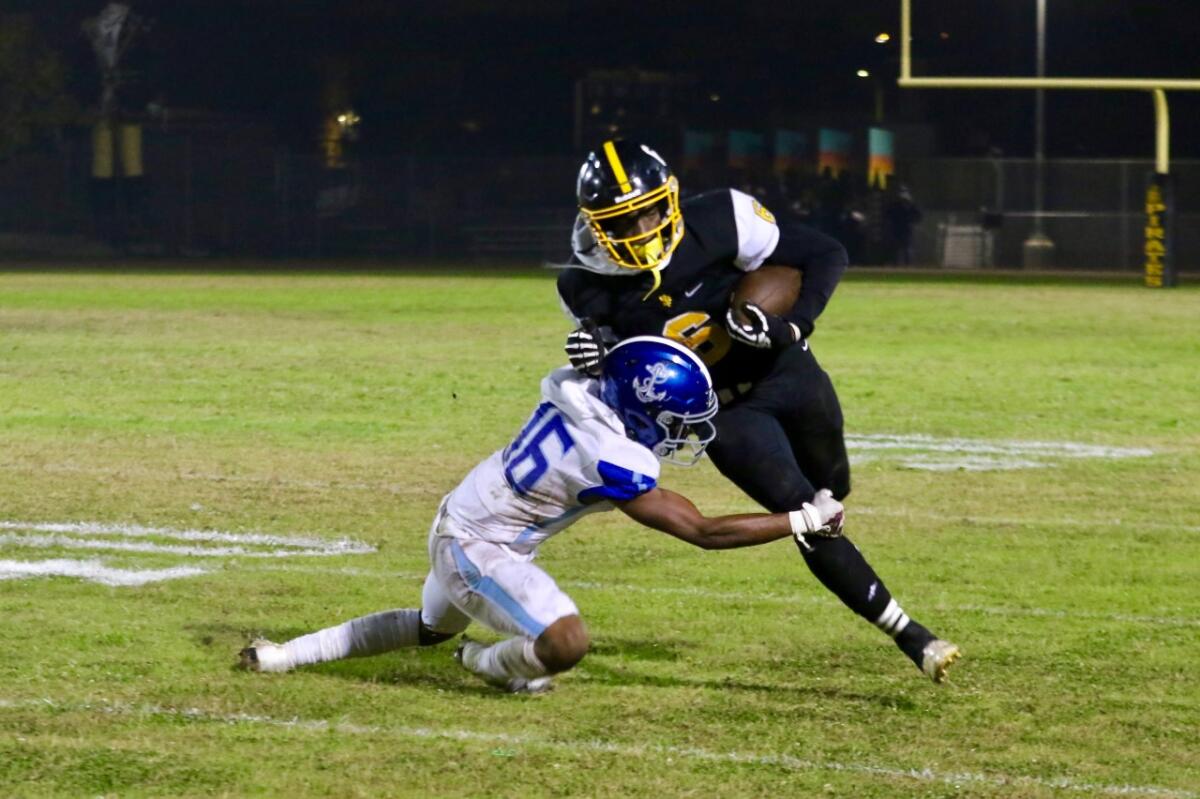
640;267;663;301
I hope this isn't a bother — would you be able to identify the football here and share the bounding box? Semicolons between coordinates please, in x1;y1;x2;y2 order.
729;265;802;324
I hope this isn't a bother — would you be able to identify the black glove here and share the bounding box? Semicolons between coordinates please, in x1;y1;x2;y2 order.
725;302;799;350
565;318;607;376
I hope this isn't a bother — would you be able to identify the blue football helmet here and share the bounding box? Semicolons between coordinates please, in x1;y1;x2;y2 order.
600;336;719;466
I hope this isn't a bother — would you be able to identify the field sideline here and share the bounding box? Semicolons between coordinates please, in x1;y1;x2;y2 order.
1;266;1197;797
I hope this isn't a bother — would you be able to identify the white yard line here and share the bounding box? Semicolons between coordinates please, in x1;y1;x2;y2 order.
0;461;405;493
846;434;1154;459
1;517;1194;626
0;532;362;559
0;558;206;586
851;507;1200;534
0;697;1191;798
0;520;373;553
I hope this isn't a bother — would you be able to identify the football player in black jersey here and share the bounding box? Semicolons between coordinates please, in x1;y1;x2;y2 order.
558;140;961;683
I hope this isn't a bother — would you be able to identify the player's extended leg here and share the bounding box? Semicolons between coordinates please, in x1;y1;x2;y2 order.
433;536;588;693
238;570;469;673
779;368;959;681
708;381;959;681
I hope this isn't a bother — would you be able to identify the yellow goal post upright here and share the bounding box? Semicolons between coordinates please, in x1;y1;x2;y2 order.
897;0;1200;286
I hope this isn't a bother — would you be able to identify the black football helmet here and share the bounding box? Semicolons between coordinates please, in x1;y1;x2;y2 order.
576;140;683;271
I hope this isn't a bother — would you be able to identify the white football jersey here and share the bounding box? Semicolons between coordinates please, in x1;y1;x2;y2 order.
440;367;661;557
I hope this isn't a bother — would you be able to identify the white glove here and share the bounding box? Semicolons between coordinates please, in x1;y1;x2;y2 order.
565;320;606;377
788;488;844;551
725;302;800;350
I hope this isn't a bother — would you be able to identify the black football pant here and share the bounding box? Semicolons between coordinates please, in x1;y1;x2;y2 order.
706;343;901;634
707;341;850;508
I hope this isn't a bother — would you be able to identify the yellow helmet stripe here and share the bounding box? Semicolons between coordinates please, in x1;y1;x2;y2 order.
602;140;633;194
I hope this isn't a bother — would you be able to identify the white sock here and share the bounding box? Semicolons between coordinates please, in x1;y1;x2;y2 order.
464;637;548;682
283;608;421;668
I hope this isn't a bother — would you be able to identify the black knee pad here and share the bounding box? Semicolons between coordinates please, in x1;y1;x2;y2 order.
417;623;455;647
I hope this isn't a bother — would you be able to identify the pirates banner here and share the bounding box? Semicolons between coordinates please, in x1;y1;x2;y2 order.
727;130;766;169
867;127;895;190
1143;173;1176;288
817;128;851;177
773;129;807;175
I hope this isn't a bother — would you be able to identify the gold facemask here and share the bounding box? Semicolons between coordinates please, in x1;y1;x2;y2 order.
581;176;683;270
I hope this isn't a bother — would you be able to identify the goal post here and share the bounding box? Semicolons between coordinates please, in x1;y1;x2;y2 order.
896;0;1198;286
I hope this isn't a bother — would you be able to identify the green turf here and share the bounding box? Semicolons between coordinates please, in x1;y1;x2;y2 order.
1;266;1198;798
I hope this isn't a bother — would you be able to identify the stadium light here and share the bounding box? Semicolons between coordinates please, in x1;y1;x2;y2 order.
875;32;891;44
856;69;870;78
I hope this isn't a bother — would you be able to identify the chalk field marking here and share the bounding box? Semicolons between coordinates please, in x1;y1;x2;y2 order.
2;518;1194;627
0;698;1191;799
0;520;374;585
0;521;374;555
850;507;1200;535
846;433;1153;471
0;559;205;587
0;532;363;560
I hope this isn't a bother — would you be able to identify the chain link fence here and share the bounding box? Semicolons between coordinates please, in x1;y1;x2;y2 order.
901;158;1199;271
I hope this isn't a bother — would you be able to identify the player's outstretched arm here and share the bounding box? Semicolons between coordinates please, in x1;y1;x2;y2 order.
616;487;843;551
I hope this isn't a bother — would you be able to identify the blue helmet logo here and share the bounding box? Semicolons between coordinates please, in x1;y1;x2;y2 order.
600;336;719;466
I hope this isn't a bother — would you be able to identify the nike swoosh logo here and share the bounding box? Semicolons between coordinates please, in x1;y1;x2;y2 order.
684;282;703;297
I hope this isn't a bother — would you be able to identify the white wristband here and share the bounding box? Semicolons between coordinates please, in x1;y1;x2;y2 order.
789;504;821;536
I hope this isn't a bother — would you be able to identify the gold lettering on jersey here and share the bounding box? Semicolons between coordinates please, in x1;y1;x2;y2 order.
658;294;673;308
752;199;776;225
661;311;731;366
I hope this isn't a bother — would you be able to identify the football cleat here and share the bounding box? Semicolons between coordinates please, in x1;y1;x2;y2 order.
238;638;291;673
454;637;554;695
920;639;962;684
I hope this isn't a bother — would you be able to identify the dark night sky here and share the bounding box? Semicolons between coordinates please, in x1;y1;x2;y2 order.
17;0;1200;159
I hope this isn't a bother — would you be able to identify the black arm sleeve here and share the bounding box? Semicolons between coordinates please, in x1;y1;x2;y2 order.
764;223;848;338
557;267;618;332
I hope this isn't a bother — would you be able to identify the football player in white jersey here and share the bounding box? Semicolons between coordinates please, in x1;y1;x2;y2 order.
239;337;845;693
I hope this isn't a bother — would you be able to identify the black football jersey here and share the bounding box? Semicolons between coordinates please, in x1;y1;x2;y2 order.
557;188;846;394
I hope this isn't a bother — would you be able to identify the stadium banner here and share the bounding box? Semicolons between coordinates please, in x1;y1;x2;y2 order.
817;128;851;177
119;124;144;177
728;130;766;169
867;127;895;189
92;121;115;179
773;129;808;174
682;129;716;171
1143;173;1176;288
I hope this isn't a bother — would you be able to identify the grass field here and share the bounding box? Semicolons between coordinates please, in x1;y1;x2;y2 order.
1;266;1197;798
